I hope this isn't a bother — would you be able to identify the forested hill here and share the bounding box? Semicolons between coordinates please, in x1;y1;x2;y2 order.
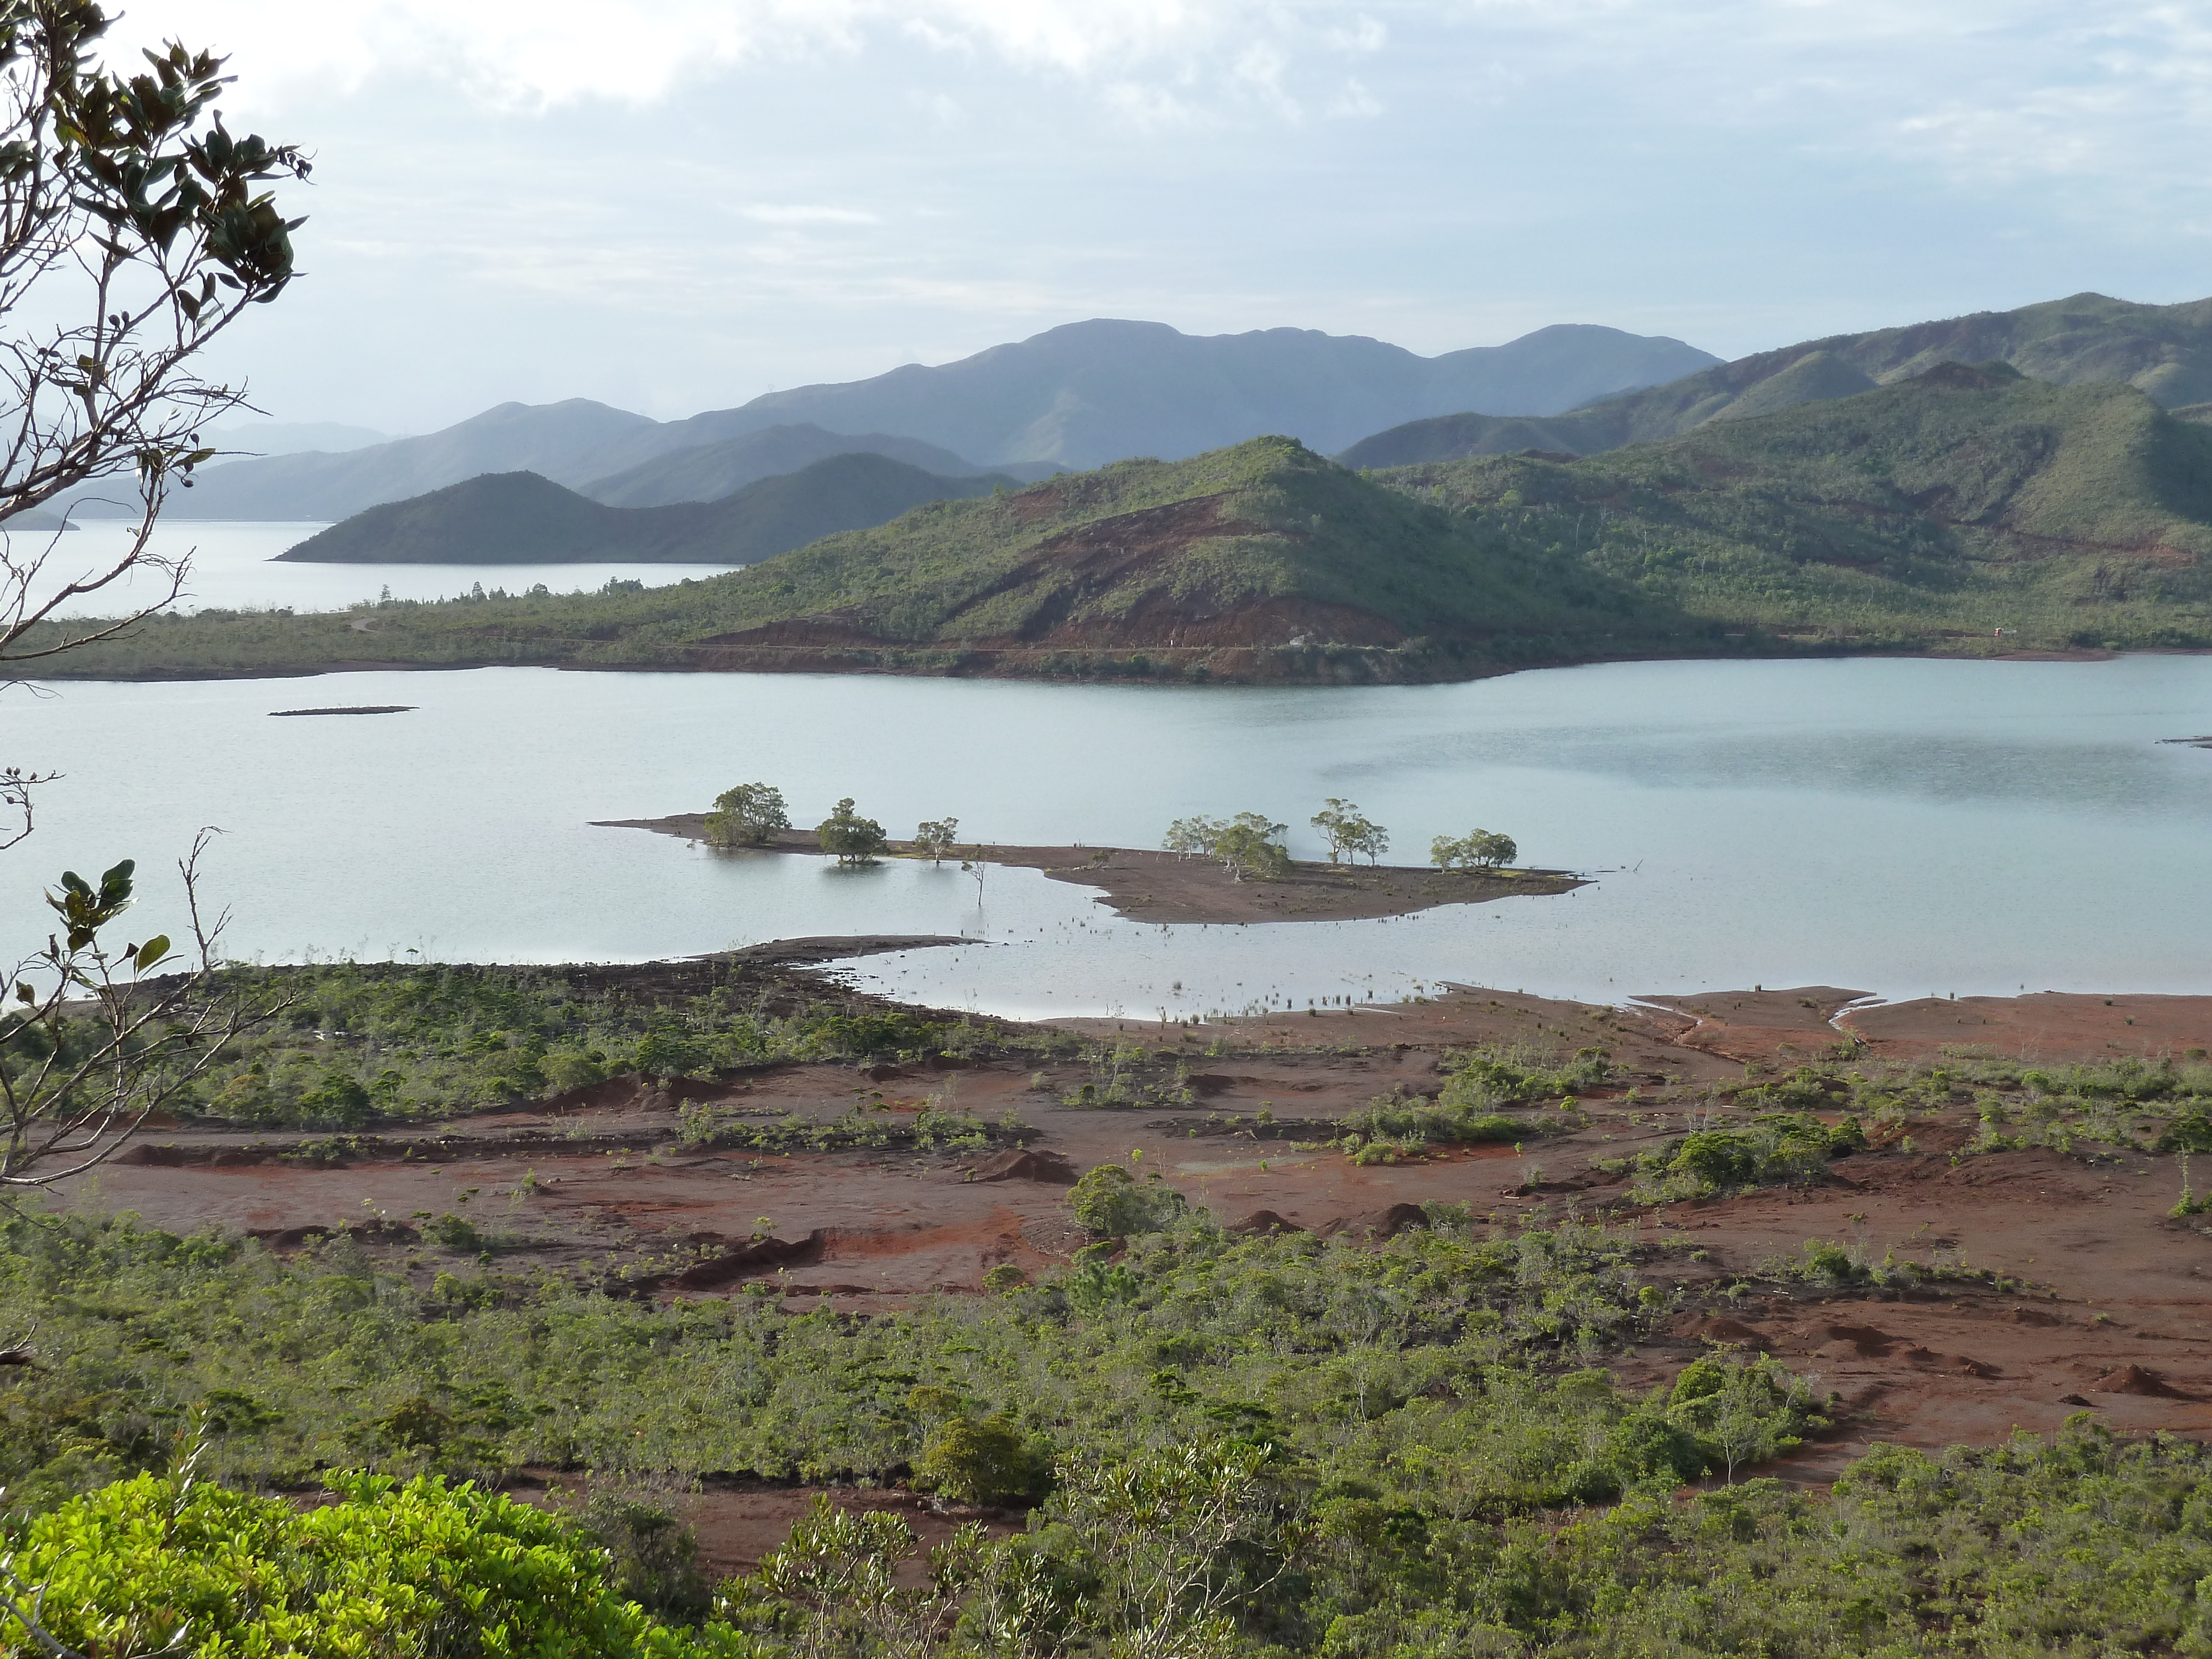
39;437;1710;682
1376;363;2212;648
276;453;1018;566
36;374;2212;682
1343;290;2212;466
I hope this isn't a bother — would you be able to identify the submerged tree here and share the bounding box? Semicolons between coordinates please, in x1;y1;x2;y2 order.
913;816;958;864
817;799;888;867
703;781;789;848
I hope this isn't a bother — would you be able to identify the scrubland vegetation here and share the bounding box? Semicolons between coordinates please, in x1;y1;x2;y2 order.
13;1164;2212;1656
7;960;2212;1652
0;959;1031;1131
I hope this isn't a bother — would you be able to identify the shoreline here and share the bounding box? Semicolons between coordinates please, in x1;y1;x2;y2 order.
20;638;2172;687
592;816;1587;926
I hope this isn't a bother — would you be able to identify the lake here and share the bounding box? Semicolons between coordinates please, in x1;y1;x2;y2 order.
26;518;740;614
5;653;2210;1018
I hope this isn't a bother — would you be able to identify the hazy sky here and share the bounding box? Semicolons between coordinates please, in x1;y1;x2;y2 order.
122;1;2212;433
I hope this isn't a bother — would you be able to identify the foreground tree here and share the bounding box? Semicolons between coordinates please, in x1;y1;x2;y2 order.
703;781;789;847
817;798;888;867
0;0;306;1203
0;0;309;679
2;832;259;1194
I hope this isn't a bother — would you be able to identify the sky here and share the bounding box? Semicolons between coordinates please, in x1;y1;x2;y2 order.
112;1;2212;434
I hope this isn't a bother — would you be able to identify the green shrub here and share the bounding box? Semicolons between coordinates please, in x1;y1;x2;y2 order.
0;1471;745;1658
576;1489;712;1624
1067;1162;1182;1238
1437;1044;1608;1110
914;1415;1049;1506
1668;1129;1757;1188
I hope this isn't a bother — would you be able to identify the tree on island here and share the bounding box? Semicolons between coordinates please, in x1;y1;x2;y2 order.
1311;799;1389;866
818;799;888;867
914;817;959;864
1162;811;1290;882
704;782;789;847
1431;830;1517;871
2;1;308;1202
1162;815;1225;858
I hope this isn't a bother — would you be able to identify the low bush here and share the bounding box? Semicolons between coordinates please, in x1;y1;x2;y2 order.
0;1471;745;1658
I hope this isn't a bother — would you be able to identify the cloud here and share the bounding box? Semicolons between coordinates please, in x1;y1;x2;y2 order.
135;1;1416;114
739;205;884;226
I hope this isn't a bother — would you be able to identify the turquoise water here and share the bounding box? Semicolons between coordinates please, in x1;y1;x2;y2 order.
5;655;2210;1016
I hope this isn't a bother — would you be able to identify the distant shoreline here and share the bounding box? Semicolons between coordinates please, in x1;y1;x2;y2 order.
24;637;2166;687
592;816;1587;926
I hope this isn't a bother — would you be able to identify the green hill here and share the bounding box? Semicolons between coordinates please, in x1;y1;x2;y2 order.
40;378;2212;682
1374;363;2212;648
277;452;1016;565
36;437;1710;681
1343;290;2212;466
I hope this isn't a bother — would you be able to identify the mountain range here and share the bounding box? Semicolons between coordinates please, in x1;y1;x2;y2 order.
43;349;2212;681
1341;291;2212;467
71;319;1716;522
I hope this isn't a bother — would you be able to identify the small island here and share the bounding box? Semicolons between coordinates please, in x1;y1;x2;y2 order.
594;813;1585;925
268;705;418;717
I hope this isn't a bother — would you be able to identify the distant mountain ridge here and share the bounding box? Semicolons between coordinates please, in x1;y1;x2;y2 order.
276;451;1019;565
683;319;1717;467
582;424;1001;509
71;317;1715;520
1340;291;2212;467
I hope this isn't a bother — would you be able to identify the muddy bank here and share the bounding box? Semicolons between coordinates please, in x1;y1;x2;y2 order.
708;935;972;967
595;817;1584;925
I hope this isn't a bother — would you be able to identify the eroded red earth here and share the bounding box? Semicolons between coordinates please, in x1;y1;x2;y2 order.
60;975;2212;1567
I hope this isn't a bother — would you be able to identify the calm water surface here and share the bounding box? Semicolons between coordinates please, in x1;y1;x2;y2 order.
6;656;2210;1016
25;519;738;614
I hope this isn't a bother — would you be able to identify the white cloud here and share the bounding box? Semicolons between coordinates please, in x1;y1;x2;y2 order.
132;1;1421;114
1328;76;1382;117
739;205;884;226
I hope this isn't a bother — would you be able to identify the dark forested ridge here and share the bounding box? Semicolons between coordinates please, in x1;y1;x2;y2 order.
578;422;1003;508
276;452;1019;565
